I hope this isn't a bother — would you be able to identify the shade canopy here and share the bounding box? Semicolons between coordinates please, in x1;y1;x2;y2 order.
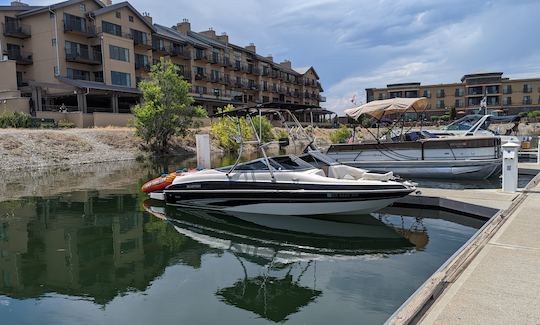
344;97;429;120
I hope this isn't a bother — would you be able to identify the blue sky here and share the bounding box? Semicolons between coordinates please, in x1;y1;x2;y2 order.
12;0;540;114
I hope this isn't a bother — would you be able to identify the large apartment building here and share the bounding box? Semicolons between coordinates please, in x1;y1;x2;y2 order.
0;0;324;121
366;72;540;117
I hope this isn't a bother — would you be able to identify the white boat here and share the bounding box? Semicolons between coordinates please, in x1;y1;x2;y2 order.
326;98;503;179
149;103;416;215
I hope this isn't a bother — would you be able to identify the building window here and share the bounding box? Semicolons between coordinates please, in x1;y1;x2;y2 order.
455;99;463;108
67;68;90;80
64;13;87;33
213;88;220;97
109;45;129;62
486;96;499;106
194;67;206;80
94;71;104;83
404;91;418;98
523;96;532;105
389;91;402;98
135;53;149;69
102;21;122;36
80;3;86;12
455;88;464;97
111;71;131;87
436;100;445;109
115;11;121;19
51;38;56;47
523;84;532;93
130;29;148;45
422;90;431;98
194;86;207;94
436;89;445;98
262;96;269;103
129;15;134;22
211;70;220;82
503;96;512;106
503;85;512;94
485;85;499;94
53;66;59;76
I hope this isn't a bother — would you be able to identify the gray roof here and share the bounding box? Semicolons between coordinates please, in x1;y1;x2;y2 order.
57;76;141;94
17;0;104;18
153;24;209;48
0;5;43;11
187;31;227;49
90;1;155;32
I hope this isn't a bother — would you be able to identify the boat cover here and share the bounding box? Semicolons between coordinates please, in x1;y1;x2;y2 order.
345;97;429;120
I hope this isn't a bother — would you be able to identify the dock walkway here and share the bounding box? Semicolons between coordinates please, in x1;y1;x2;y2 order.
418;180;540;324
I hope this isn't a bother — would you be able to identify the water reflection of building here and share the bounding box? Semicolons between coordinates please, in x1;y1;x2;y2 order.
0;191;216;304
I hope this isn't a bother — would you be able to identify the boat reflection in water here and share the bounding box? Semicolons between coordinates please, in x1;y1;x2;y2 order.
144;200;419;322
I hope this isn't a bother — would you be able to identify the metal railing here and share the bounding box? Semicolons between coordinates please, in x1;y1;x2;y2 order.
6;50;33;64
65;49;102;64
64;21;96;36
2;22;31;38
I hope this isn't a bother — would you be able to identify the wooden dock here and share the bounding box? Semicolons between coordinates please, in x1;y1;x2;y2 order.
387;163;540;324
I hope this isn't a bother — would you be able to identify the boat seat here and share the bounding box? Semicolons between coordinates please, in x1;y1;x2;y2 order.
327;165;366;180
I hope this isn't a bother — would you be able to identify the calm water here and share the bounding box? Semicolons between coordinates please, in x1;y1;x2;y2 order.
0;156;485;324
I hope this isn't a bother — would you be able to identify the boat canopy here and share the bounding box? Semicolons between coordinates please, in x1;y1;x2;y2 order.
345;97;429;120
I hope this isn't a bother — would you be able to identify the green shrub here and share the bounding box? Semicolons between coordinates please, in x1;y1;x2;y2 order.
527;110;540;119
58;118;75;128
430;115;441;122
440;115;450;121
211;104;251;151
0;111;32;128
329;125;352;143
275;130;289;139
252;115;273;143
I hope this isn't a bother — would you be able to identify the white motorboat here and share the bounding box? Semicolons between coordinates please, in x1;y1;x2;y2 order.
326;98;504;179
148;103;416;215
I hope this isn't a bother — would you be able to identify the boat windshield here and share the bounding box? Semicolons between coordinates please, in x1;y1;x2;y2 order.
218;155;315;172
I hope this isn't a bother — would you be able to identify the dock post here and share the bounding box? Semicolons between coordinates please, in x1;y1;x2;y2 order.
537;136;540;164
501;142;520;193
196;134;211;169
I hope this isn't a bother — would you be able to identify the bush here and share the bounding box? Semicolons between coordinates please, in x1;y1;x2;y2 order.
329;125;352;143
430;115;441;122
0;111;32;128
211;104;251;151
527;110;540;119
440;115;450;121
252;115;273;143
275;130;289;140
58;119;75;128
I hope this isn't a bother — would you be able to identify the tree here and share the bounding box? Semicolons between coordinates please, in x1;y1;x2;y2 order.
133;58;206;153
449;106;457;120
211;104;251;151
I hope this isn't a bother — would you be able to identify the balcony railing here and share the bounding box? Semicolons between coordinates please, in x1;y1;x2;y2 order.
135;61;151;71
179;71;192;81
194;52;209;61
523;99;532;105
64;21;97;37
6;50;33;65
131;36;152;49
2;22;31;38
65;49;102;65
170;47;191;59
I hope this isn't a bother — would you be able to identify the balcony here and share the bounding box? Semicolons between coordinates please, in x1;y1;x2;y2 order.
210;55;221;65
132;36;152;50
179;71;192;81
64;21;97;37
135;61;151;71
194;52;209;62
65;49;102;65
170;47;191;59
6;50;33;65
2;22;31;39
210;75;222;83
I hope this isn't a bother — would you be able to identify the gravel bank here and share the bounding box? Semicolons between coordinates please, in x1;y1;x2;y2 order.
0;128;153;171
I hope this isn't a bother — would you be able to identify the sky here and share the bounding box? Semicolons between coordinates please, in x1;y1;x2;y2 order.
11;0;540;114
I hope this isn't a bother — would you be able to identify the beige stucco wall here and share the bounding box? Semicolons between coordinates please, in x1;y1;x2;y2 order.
93;112;132;127
0;60;18;91
35;111;94;128
0;97;29;113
